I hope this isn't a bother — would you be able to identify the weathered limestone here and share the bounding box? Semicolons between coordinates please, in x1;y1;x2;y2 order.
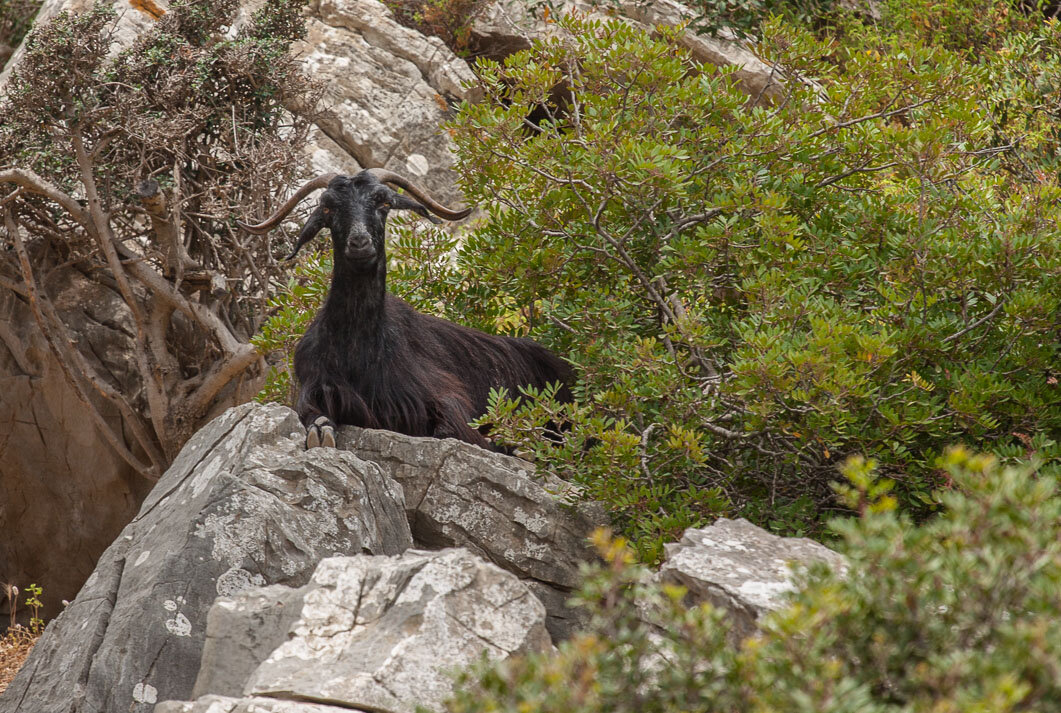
337;425;607;640
297;0;477;203
190;584;311;699
659;518;847;638
0;403;412;713
165;549;553;713
156;696;350;713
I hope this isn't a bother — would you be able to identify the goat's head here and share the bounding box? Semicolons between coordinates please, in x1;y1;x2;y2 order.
238;169;472;269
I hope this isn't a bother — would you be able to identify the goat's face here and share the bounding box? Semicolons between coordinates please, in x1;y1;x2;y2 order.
293;172;441;271
237;168;471;263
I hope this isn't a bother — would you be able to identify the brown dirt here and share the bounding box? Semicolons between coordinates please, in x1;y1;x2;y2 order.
0;628;39;695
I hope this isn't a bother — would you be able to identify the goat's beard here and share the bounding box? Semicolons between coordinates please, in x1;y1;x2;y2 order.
339;249;381;273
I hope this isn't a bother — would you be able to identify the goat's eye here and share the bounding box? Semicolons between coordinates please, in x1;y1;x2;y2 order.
380;201;391;210
322;207;330;215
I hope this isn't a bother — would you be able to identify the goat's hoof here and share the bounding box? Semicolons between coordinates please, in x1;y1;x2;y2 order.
306;417;337;449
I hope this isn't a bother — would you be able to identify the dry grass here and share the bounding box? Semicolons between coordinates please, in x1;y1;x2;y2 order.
0;626;40;695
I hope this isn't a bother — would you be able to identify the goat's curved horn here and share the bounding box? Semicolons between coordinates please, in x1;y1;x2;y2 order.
237;173;339;234
367;168;472;221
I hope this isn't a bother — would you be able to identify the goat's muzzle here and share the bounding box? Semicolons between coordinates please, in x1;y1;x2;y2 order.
344;227;376;263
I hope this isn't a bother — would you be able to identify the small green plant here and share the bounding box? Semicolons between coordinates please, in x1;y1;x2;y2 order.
1;583;45;693
382;0;489;55
3;582;45;637
448;449;1061;713
21;584;42;634
252;250;332;405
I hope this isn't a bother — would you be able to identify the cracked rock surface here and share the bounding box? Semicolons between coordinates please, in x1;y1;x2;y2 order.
291;0;478;204
337;425;607;640
0;403;412;713
162;549;553;713
658;518;847;638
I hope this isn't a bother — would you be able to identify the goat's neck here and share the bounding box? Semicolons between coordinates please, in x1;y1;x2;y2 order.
324;260;387;345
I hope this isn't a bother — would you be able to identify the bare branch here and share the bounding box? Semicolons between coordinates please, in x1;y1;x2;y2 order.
0;169;93;228
185;344;262;416
943;297;1006;345
5;208;162;480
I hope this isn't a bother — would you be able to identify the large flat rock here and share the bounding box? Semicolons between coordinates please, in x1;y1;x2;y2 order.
0;403;412;713
659;518;846;638
163;549;552;713
337;425;607;640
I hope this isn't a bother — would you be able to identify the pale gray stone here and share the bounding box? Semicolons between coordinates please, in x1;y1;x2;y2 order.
156;695;353;713
242;550;551;713
659;518;846;638
0;403;412;713
337;425;607;640
296;0;473;204
191;584;310;699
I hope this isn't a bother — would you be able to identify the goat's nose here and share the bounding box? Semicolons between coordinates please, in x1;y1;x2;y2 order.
345;227;375;260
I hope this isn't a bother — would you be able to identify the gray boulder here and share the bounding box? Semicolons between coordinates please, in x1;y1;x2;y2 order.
164;549;553;713
337;425;607;639
190;584;311;699
0;403;412;713
296;0;477;204
659;518;846;638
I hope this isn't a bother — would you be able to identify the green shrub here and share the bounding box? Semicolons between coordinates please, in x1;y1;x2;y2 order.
431;13;1061;556
447;449;1061;713
256;7;1061;558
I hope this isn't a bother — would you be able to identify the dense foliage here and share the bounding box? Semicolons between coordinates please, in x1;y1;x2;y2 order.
449;449;1061;713
257;0;1061;558
0;0;318;477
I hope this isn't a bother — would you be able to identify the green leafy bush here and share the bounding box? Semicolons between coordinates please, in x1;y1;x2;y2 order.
427;13;1061;555
448;449;1061;713
256;6;1061;558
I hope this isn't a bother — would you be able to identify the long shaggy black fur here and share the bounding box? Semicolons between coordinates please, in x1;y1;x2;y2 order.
255;170;573;449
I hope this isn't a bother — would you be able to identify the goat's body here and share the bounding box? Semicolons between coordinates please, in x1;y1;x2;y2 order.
244;170;572;450
295;280;572;448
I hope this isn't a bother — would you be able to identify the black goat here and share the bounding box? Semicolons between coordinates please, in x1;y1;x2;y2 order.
240;169;573;449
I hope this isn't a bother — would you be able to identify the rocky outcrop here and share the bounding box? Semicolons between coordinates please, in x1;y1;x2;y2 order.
0;403;412;713
0;266;153;624
163;549;551;713
338;425;606;640
2;399;848;712
295;0;478;203
658;518;847;638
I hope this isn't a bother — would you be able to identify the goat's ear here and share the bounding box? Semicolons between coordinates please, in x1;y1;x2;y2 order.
285;207;326;260
390;192;443;224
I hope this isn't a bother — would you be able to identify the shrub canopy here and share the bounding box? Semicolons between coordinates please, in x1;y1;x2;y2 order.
447;450;1061;713
257;0;1061;557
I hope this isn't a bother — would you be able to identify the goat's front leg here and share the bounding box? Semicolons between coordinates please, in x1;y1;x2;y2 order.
305;415;337;449
297;391;338;449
